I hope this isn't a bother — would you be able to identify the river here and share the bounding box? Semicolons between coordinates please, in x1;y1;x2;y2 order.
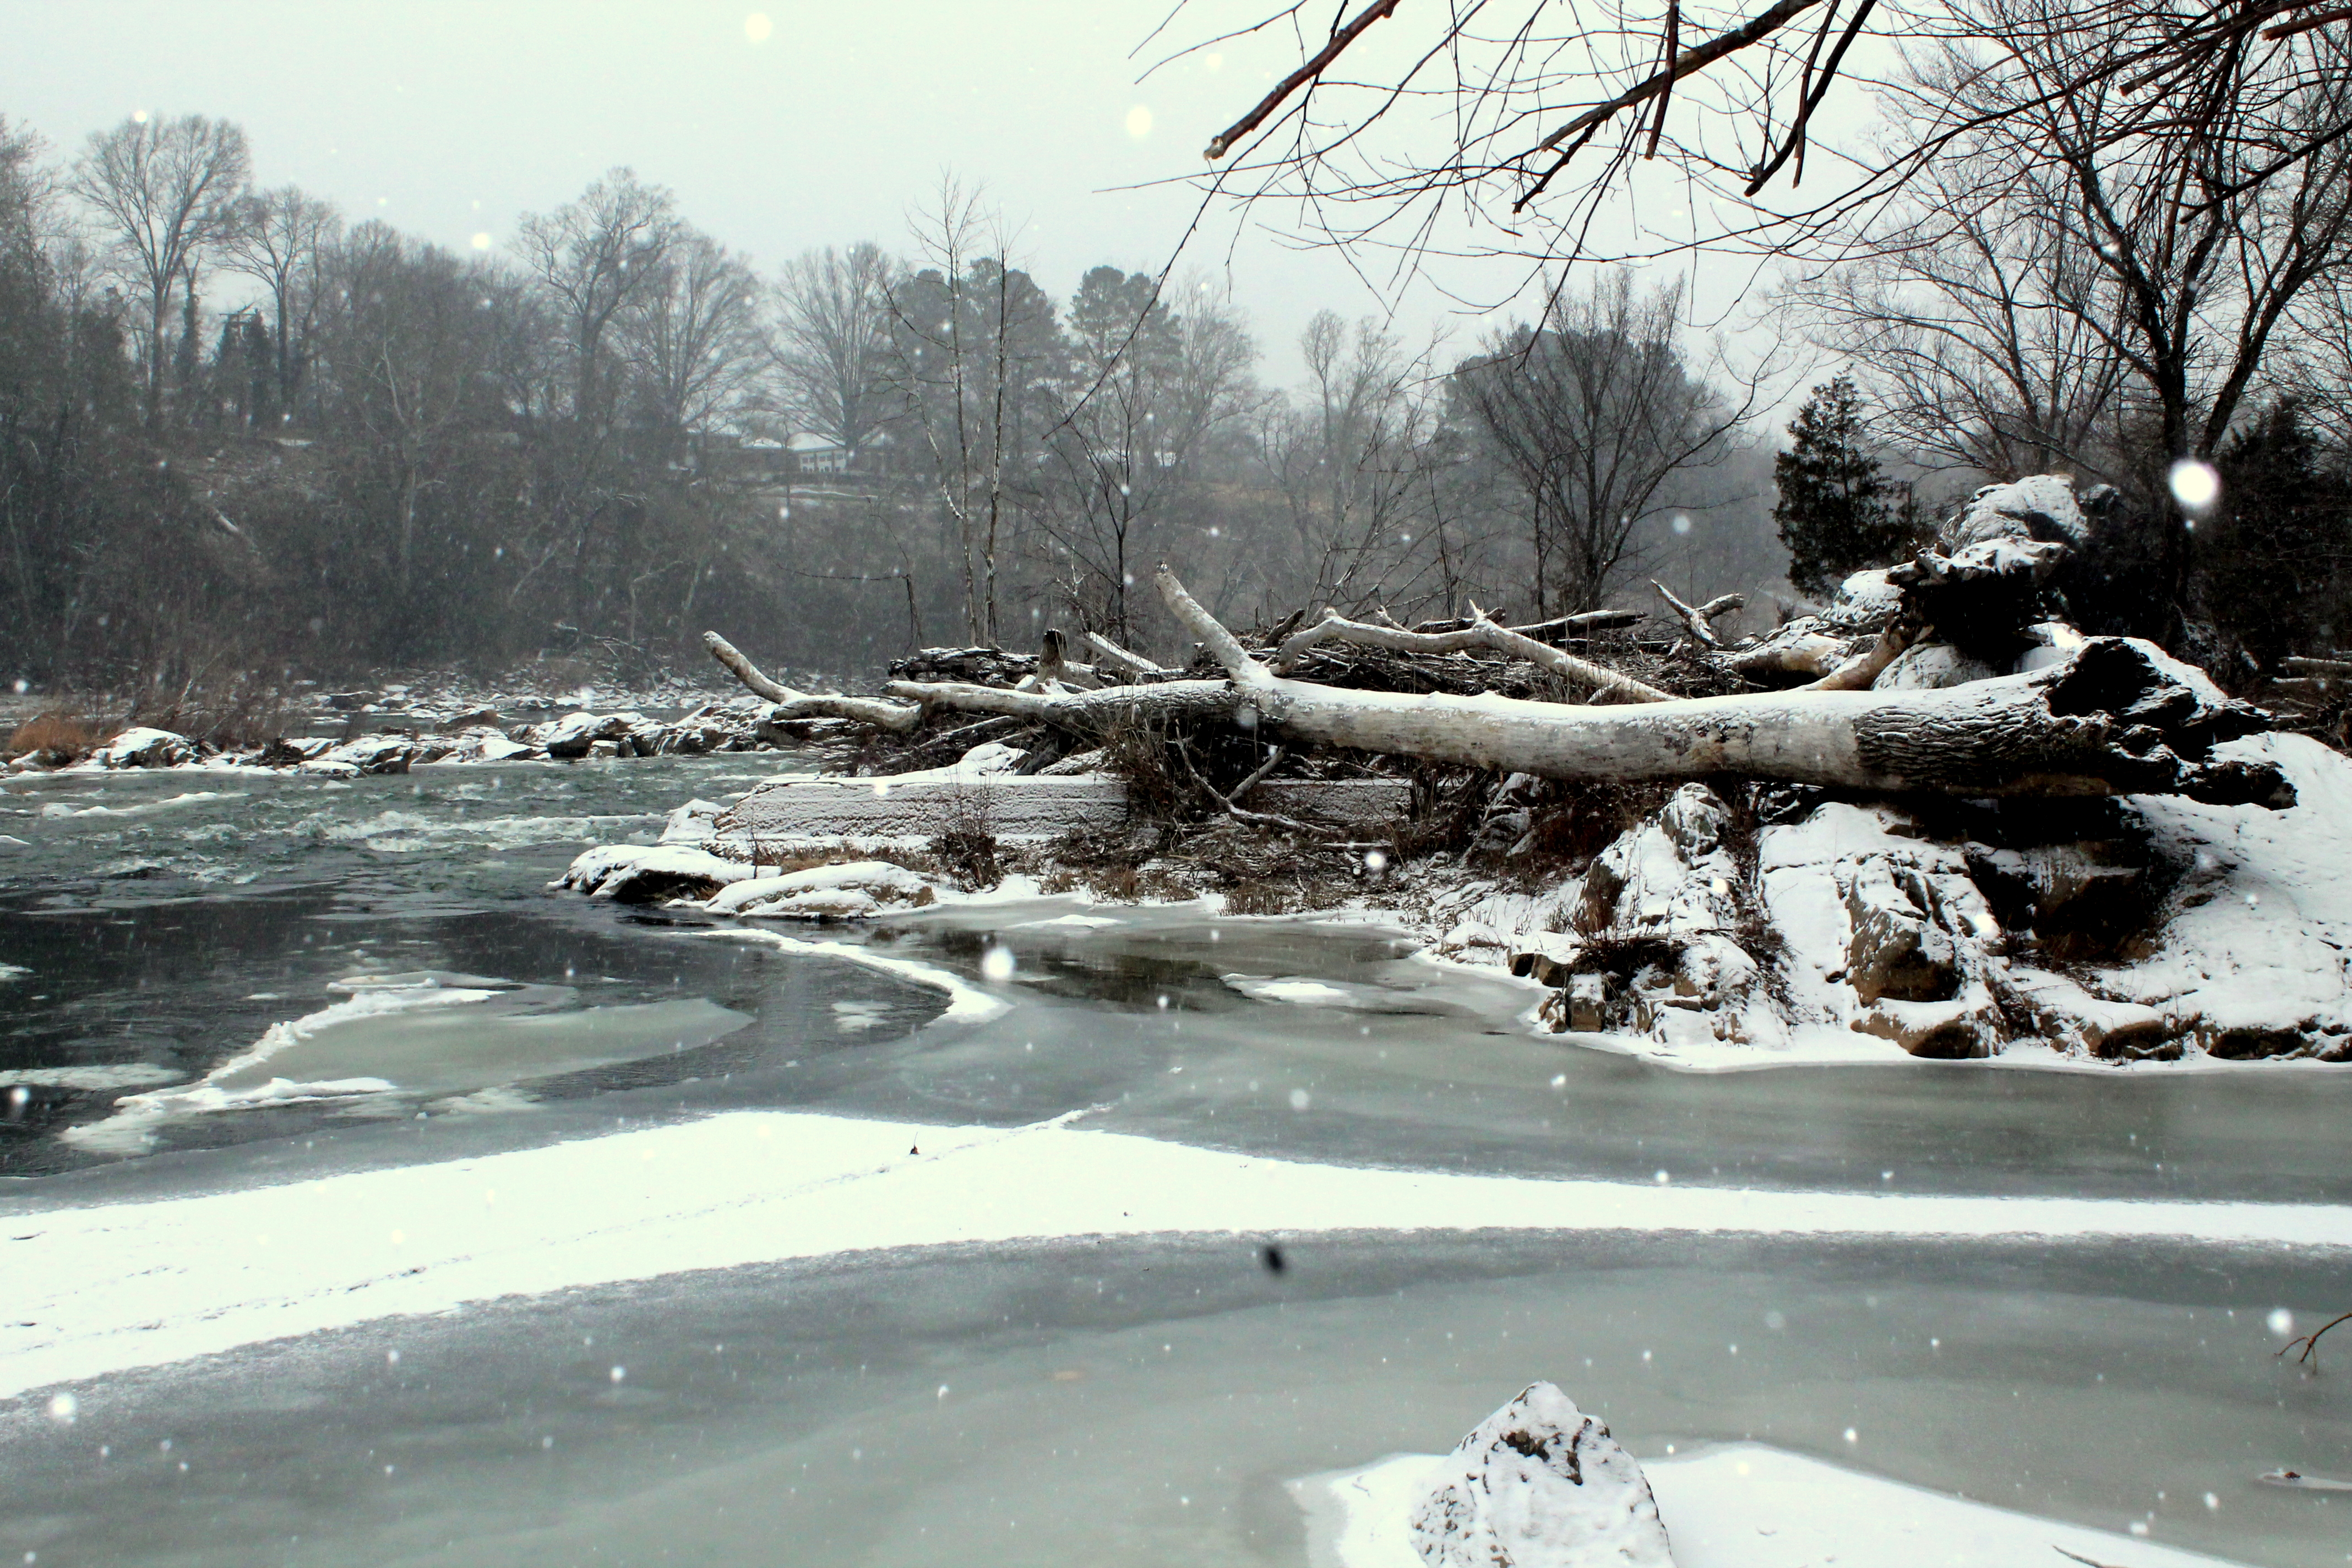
1;756;2346;1565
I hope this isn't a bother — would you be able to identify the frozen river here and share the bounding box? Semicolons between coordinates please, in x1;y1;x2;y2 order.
2;759;2348;1565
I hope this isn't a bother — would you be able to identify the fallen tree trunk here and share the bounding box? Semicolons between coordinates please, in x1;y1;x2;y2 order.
1269;609;1670;701
1154;568;2291;806
881;677;1235;728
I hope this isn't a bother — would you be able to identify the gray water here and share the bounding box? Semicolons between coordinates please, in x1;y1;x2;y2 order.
2;759;2349;1565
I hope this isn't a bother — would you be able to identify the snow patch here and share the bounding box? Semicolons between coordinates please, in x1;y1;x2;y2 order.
8;1108;2350;1403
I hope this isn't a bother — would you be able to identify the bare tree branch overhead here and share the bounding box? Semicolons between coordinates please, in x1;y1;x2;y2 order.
1174;0;2352;272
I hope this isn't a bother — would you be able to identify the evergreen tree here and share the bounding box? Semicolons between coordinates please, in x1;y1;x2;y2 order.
1773;373;1914;597
2204;398;2351;667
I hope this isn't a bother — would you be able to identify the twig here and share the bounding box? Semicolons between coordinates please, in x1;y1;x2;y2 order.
2283;1310;2352;1366
1174;741;1327;837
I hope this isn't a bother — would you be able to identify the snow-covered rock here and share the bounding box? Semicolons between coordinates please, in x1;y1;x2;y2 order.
1758;801;2007;1058
557;845;752;903
92;728;194;769
1533;785;1769;1047
1408;1382;1673;1568
700;860;940;919
311;734;414;775
433;728;535;764
526;711;644;759
660;799;728;845
1942;473;2088;549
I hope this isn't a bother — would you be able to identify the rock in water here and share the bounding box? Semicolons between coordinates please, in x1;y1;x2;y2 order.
1409;1382;1673;1567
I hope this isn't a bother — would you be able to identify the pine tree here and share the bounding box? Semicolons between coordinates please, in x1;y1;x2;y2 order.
1773;374;1914;598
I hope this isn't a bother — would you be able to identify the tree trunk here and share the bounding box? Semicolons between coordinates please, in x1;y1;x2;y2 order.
1155;568;2290;807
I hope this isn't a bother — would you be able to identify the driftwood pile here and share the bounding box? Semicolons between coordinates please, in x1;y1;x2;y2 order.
708;474;2294;815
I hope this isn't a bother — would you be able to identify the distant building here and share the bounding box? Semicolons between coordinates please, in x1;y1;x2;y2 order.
785;431;851;475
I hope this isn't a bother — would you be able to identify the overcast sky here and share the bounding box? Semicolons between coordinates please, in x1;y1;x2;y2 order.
3;1;1820;394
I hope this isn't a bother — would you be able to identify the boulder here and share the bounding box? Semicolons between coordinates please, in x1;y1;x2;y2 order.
92;728;194;769
314;734;414;775
1408;1382;1674;1568
531;711;642;759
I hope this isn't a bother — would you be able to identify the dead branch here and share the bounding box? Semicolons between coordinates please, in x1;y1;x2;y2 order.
704;631;924;732
1804;620;1925;692
1728;630;1851;682
1411;608;1644;636
1270;609;1672;701
882;677;1237;730
1652;581;1746;647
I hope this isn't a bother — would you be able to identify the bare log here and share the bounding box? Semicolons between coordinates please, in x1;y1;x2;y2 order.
2282;656;2352;677
704;631;923;732
883;678;1236;730
1154;568;2289;806
1269;609;1672;703
1413;607;1643;637
1804;620;1924;692
1084;630;1174;679
1727;630;1850;682
1652;581;1745;646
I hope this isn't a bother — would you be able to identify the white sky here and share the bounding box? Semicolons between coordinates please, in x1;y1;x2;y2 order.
2;1;1828;395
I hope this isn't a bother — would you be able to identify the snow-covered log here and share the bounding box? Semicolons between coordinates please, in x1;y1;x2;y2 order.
1082;630;1175;679
705;628;1230;734
1268;609;1670;702
1155;567;2291;805
703;632;924;732
880;677;1236;728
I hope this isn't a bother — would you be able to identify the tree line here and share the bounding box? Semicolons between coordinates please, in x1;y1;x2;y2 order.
0;112;1778;695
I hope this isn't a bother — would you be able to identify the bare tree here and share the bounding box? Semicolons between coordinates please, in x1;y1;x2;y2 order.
69;113;249;424
888;176;1060;644
614;227;765;460
769;241;896;458
1035;272;1258;643
309;222;499;599
1455;271;1750;615
513;167;680;423
1784;161;2133;482
219;183;340;424
1254;311;1445;614
1887;2;2352;473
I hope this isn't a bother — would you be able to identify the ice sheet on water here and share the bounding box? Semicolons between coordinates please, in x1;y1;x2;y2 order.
61;970;752;1153
0;1064;183;1091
